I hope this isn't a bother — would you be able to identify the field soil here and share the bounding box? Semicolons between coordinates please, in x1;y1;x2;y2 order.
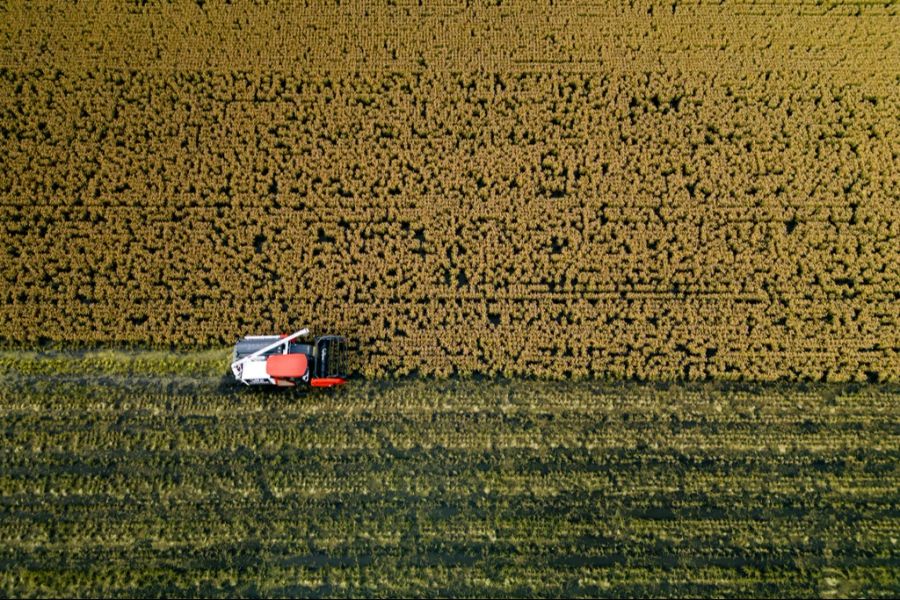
0;352;897;597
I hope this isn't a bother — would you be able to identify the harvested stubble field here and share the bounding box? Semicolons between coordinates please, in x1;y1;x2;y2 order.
0;352;898;597
1;1;898;381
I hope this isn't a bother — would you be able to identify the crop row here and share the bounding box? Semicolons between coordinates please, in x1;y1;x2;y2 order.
1;372;897;597
1;68;897;381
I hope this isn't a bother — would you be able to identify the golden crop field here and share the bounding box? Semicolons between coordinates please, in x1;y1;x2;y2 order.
1;1;898;382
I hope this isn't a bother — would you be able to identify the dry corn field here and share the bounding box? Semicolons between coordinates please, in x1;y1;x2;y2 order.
0;353;898;597
1;1;898;381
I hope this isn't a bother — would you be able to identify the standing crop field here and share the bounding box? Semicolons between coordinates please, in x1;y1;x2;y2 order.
1;1;898;381
0;353;897;597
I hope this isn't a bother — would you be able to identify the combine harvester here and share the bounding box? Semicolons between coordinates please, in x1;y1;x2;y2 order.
230;328;348;388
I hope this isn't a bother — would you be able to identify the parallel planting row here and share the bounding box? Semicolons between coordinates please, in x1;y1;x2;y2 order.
1;2;898;380
0;357;897;597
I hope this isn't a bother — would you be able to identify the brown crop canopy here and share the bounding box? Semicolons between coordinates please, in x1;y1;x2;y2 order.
266;354;308;378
